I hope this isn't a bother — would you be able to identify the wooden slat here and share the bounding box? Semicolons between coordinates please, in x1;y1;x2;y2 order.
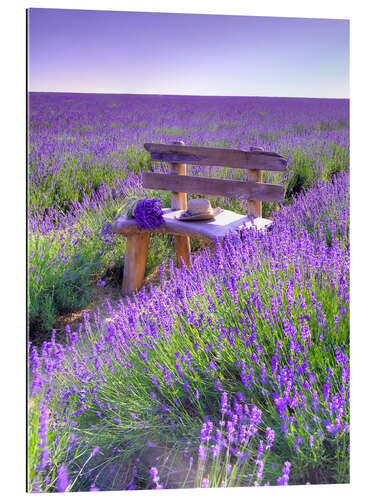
144;143;287;171
143;172;284;202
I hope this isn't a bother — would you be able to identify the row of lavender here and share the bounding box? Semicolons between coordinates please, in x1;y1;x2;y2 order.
28;171;349;491
28;94;349;334
29;94;349;220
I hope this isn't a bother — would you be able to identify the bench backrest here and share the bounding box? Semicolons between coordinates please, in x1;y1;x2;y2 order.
142;140;287;218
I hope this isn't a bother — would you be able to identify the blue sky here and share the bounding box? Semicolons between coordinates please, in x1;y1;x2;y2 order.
28;9;349;98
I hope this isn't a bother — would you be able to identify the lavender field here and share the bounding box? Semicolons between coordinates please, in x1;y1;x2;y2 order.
28;93;349;492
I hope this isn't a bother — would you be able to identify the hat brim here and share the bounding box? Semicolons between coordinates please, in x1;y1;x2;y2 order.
176;207;223;221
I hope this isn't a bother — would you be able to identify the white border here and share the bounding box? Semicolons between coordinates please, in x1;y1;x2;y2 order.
2;1;373;499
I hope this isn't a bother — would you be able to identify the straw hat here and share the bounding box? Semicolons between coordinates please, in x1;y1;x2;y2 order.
177;198;222;221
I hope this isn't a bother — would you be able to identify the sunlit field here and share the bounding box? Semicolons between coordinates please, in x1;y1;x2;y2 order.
28;93;349;492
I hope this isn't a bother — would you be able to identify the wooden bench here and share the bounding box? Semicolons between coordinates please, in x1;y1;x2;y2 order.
112;141;287;295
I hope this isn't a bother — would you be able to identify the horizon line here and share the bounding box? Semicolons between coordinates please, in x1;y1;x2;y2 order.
28;91;349;100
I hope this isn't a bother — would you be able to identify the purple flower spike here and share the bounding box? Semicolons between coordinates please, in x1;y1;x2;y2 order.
265;427;275;449
150;466;163;489
277;461;292;486
201;477;209;488
56;464;70;492
150;466;159;483
90;446;100;457
198;445;207;462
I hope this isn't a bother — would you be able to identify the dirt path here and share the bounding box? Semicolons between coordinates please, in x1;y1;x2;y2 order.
31;237;211;347
49;265;163;346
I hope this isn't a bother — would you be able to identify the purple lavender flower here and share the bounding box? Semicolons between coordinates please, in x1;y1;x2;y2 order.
198;445;207;462
221;392;228;413
90;446;100;457
256;439;264;459
150;466;159;483
301;320;311;345
265;427;275;449
201;477;209;488
277;461;291;486
256;459;264;479
37;403;49;448
56;464;70;492
150;466;163;489
133;198;164;231
36;447;49;471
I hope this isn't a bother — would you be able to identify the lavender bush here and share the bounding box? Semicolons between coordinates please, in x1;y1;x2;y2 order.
28;167;349;491
28;93;349;490
28;93;349;334
28;93;349;221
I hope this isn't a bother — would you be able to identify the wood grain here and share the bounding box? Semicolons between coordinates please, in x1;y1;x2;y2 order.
113;208;272;242
169;141;191;267
247;169;263;217
175;234;191;267
247;146;264;217
144;142;287;171
169;140;188;211
142;172;284;202
122;232;150;295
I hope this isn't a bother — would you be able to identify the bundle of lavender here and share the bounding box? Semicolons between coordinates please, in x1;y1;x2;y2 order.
120;195;165;231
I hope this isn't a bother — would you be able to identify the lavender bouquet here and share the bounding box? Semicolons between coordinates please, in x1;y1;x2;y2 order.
120;196;165;230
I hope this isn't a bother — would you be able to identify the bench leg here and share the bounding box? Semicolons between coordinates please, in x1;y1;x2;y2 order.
174;235;191;267
122;232;150;295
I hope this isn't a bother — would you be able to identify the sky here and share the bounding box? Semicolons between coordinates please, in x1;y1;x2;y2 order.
27;8;349;98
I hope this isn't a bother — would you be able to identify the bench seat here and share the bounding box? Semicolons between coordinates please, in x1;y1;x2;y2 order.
112;207;272;242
